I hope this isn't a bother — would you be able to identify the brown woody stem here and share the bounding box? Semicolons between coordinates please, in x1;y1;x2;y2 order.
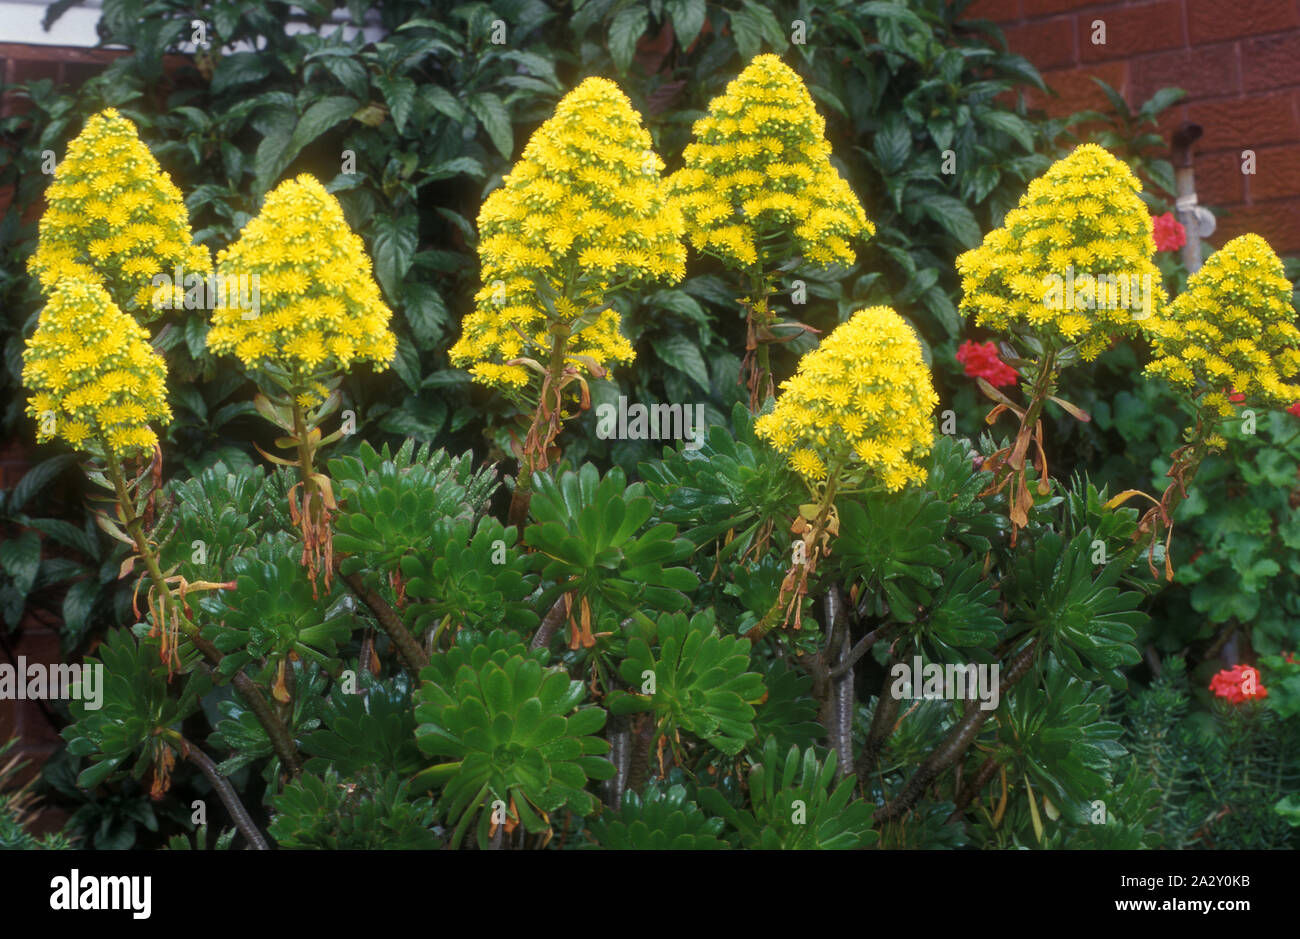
103;445;303;778
875;639;1039;823
334;561;429;673
176;734;269;850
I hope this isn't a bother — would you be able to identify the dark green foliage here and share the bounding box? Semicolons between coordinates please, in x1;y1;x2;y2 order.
1008;530;1146;689
301;669;422;777
199;537;355;675
750;660;824;753
166;824;238;851
400;516;538;637
268;768;441;849
641;401;804;563
331;440;499;577
585;781;727;850
61;628;207;789
698;737;877;849
155;461;288;582
525;463;698;619
6;0;1297;853
209;662;330;780
996;655;1127;825
413;651;614;847
608;608;765;756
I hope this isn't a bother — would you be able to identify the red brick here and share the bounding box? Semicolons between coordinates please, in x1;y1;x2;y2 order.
1130;44;1239;103
1246;144;1300;200
61;61;108;87
1193;148;1249;207
1188;0;1300;43
1188;92;1300;149
1006;17;1078;69
1241;35;1300;93
8;59;58;84
1215;197;1300;255
0;696;17;741
1031;61;1130;117
965;0;1023;20
14;628;61;668
1079;2;1184;63
1024;0;1108;16
20;702;63;746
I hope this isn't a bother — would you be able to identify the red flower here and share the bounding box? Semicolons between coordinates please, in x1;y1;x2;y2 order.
1226;387;1245;405
1209;665;1268;704
956;340;1018;387
1152;212;1186;252
1287;402;1300;418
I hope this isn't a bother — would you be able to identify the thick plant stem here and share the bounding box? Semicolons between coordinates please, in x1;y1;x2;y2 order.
335;561;429;673
948;756;1000;822
178;736;269;849
875;639;1039;823
529;595;568;651
625;712;655;794
855;665;900;780
509;329;569;529
291;402;314;485
744;267;773;412
829;621;900;680
104;446;303;778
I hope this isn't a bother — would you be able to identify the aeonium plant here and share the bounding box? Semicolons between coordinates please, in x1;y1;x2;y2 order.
956;143;1168;533
21;279;206;670
1130;232;1300;577
668;54;874;410
207;173;397;591
448;77;685;526
751;305;938;636
26;107;213;324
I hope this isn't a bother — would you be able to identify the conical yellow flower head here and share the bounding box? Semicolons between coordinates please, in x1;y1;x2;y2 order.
450;77;685;391
23;279;171;458
27;108;211;320
956;143;1166;360
1144;233;1300;416
755;306;938;491
207;174;396;387
667;54;873;270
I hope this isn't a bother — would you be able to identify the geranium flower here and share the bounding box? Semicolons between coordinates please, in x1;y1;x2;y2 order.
955;340;1019;387
1287;401;1300;418
1152;211;1186;252
1209;664;1267;703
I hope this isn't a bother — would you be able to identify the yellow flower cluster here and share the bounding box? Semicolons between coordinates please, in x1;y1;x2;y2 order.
666;54;872;270
207;175;396;391
27;108;211;321
23;279;171;457
450;77;684;391
755;306;938;491
956;143;1166;360
1145;234;1300;425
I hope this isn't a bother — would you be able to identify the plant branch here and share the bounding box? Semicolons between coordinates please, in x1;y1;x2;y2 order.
178;735;269;850
104;445;302;777
875;638;1039;823
829;620;900;679
334;560;429;673
529;595;568;651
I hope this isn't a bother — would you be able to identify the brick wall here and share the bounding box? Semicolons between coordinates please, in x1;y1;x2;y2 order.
969;0;1300;254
